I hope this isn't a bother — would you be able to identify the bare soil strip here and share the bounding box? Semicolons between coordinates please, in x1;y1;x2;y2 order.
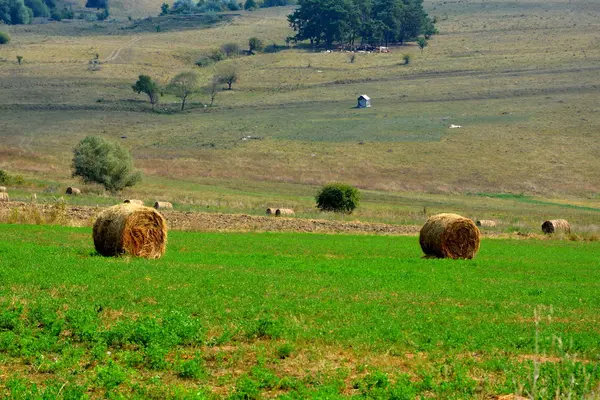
0;202;420;235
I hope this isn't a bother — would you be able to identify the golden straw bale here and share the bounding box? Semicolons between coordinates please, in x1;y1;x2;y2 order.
419;213;481;259
0;192;8;202
476;220;497;228
0;186;6;192
66;187;81;195
93;204;167;259
275;208;295;217
266;208;275;215
154;201;173;210
124;199;144;206
541;219;571;234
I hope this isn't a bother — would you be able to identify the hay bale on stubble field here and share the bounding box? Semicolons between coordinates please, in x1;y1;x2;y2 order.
275;208;295;217
266;208;276;215
93;203;167;259
124;199;144;206
0;186;6;192
541;219;571;234
476;220;497;228
0;192;8;202
66;187;81;195
154;201;173;210
420;213;481;259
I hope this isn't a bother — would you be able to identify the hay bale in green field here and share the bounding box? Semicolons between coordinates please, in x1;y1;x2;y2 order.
419;213;480;259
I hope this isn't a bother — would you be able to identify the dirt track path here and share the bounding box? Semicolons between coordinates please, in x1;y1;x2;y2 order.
104;37;142;63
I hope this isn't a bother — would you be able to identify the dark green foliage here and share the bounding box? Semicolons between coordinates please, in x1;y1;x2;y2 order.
261;0;291;7
226;0;239;10
71;136;142;193
248;36;263;54
276;343;294;359
159;1;168;14
0;0;32;24
132;74;160;109
288;0;437;47
49;6;61;19
0;169;9;183
61;5;73;18
96;6;109;20
402;53;411;64
0;32;10;44
24;0;48;17
243;0;255;9
85;0;107;8
96;361;127;391
315;183;360;213
416;35;427;52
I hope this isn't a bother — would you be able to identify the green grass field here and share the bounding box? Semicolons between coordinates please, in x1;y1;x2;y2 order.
1;224;600;398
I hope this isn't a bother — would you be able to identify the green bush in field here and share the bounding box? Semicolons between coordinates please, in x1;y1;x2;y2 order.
315;183;360;214
248;37;263;54
71;136;142;193
0;32;10;44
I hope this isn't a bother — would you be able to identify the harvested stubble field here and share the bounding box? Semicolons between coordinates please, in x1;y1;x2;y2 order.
1;224;600;398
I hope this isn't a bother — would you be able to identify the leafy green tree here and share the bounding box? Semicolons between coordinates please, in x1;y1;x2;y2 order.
168;71;199;111
416;36;427;53
132;75;160;109
215;65;239;90
160;1;169;14
248;37;263;54
243;0;255;9
0;0;33;24
72;136;142;193
315;183;360;214
85;0;107;8
24;0;48;17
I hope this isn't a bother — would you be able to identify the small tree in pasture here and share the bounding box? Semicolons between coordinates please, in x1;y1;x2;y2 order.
168;71;200;111
315;183;360;214
215;65;239;90
132;75;160;109
248;37;263;54
220;42;240;57
208;77;219;106
417;37;428;53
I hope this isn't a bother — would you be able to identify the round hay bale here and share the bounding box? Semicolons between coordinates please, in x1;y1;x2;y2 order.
266;208;275;215
124;199;144;206
66;187;81;195
419;213;481;259
0;186;6;192
541;219;571;234
476;220;497;228
0;192;9;202
275;208;295;217
154;201;173;210
93;203;167;259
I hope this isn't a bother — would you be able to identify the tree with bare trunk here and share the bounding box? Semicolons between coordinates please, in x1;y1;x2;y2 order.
132;75;160;110
208;77;219;106
215;65;239;90
168;71;199;111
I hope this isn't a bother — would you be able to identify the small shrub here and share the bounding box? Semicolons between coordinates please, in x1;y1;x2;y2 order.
195;55;213;67
248;37;263;54
231;375;260;400
96;361;127;391
315;183;360;214
50;8;62;20
177;357;204;379
402;54;411;65
349;53;356;63
276;343;294;359
0;169;10;183
0;32;11;45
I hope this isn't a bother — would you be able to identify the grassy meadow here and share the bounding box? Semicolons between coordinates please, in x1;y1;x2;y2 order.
1;224;600;398
1;0;600;229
